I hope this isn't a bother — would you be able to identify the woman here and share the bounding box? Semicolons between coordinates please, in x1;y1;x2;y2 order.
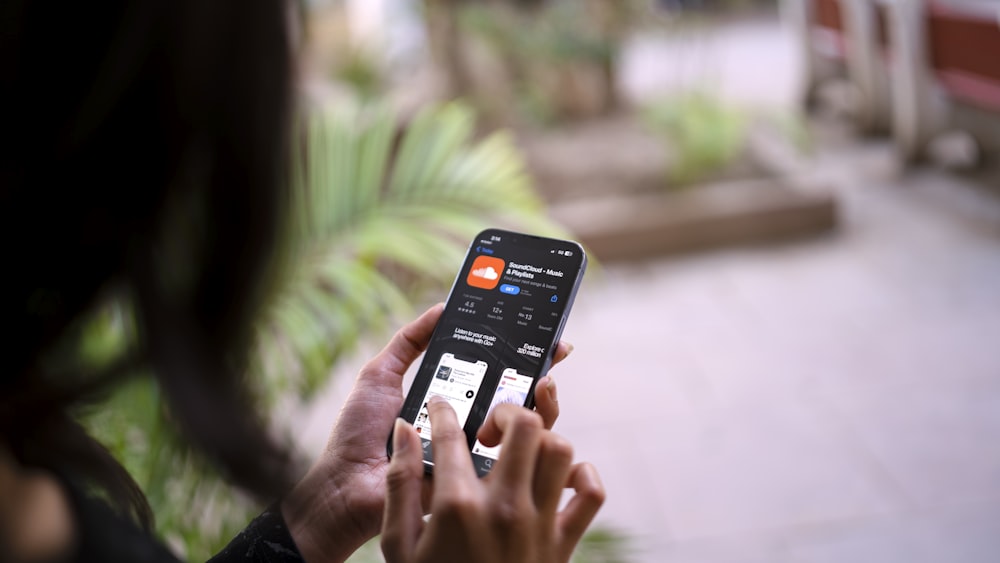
0;0;604;561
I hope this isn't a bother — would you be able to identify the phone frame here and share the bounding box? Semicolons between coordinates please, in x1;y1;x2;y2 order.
387;228;587;475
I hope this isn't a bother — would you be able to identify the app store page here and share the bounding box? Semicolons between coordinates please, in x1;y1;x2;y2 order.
413;233;583;476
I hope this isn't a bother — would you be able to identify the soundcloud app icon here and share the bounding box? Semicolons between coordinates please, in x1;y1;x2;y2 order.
467;255;505;290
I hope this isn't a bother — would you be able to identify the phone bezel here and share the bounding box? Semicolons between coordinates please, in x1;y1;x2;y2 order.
386;228;587;475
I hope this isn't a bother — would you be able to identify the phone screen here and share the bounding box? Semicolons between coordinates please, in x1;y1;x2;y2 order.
395;228;586;476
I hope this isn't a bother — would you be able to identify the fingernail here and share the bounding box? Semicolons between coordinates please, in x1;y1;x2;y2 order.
564;341;575;357
547;376;558;402
393;418;409;455
428;395;446;406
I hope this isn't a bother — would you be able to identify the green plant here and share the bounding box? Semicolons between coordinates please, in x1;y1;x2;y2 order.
331;48;385;100
450;0;632;123
84;101;572;558
342;526;635;563
265;101;567;397
460;2;616;65
571;527;636;563
642;91;748;186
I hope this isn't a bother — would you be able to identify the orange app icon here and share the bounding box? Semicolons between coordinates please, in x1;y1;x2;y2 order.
467;255;505;290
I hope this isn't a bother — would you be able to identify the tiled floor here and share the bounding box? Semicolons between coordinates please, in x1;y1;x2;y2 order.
553;144;1000;561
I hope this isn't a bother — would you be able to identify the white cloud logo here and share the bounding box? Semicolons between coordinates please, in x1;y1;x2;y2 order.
471;266;500;280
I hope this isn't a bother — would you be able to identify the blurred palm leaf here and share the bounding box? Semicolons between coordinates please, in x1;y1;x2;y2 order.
259;101;564;399
79;101;571;558
85;101;584;558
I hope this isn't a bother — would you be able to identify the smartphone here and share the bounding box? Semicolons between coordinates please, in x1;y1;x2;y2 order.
389;228;587;476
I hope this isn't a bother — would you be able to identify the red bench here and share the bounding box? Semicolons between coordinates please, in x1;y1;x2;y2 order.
888;0;1000;162
927;1;1000;113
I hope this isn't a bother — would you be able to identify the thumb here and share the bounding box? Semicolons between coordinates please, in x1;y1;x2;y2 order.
381;418;425;562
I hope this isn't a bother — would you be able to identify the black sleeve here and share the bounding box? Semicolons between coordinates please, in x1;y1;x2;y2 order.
208;505;305;563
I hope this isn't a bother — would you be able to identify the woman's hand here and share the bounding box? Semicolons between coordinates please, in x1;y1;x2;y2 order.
281;304;572;562
381;399;605;563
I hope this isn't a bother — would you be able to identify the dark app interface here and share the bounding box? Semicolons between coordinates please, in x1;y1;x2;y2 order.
411;231;583;476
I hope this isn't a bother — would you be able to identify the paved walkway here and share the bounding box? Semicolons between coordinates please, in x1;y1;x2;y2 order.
559;139;1000;562
297;11;1000;562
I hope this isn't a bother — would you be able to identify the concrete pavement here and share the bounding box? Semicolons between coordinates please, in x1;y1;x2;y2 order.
558;140;1000;561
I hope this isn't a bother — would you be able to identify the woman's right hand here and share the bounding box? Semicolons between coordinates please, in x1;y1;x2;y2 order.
381;396;605;563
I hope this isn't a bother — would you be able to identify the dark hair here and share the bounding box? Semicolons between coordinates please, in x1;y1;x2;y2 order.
0;0;296;527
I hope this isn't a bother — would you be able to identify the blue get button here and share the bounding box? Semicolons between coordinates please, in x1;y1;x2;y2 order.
499;284;520;295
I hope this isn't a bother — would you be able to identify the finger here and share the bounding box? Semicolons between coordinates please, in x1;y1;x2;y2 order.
533;375;560;430
381;419;427;562
479;404;543;493
532;433;574;517
420;475;434;515
556;462;606;552
551;340;574;367
426;396;476;494
359;304;443;386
